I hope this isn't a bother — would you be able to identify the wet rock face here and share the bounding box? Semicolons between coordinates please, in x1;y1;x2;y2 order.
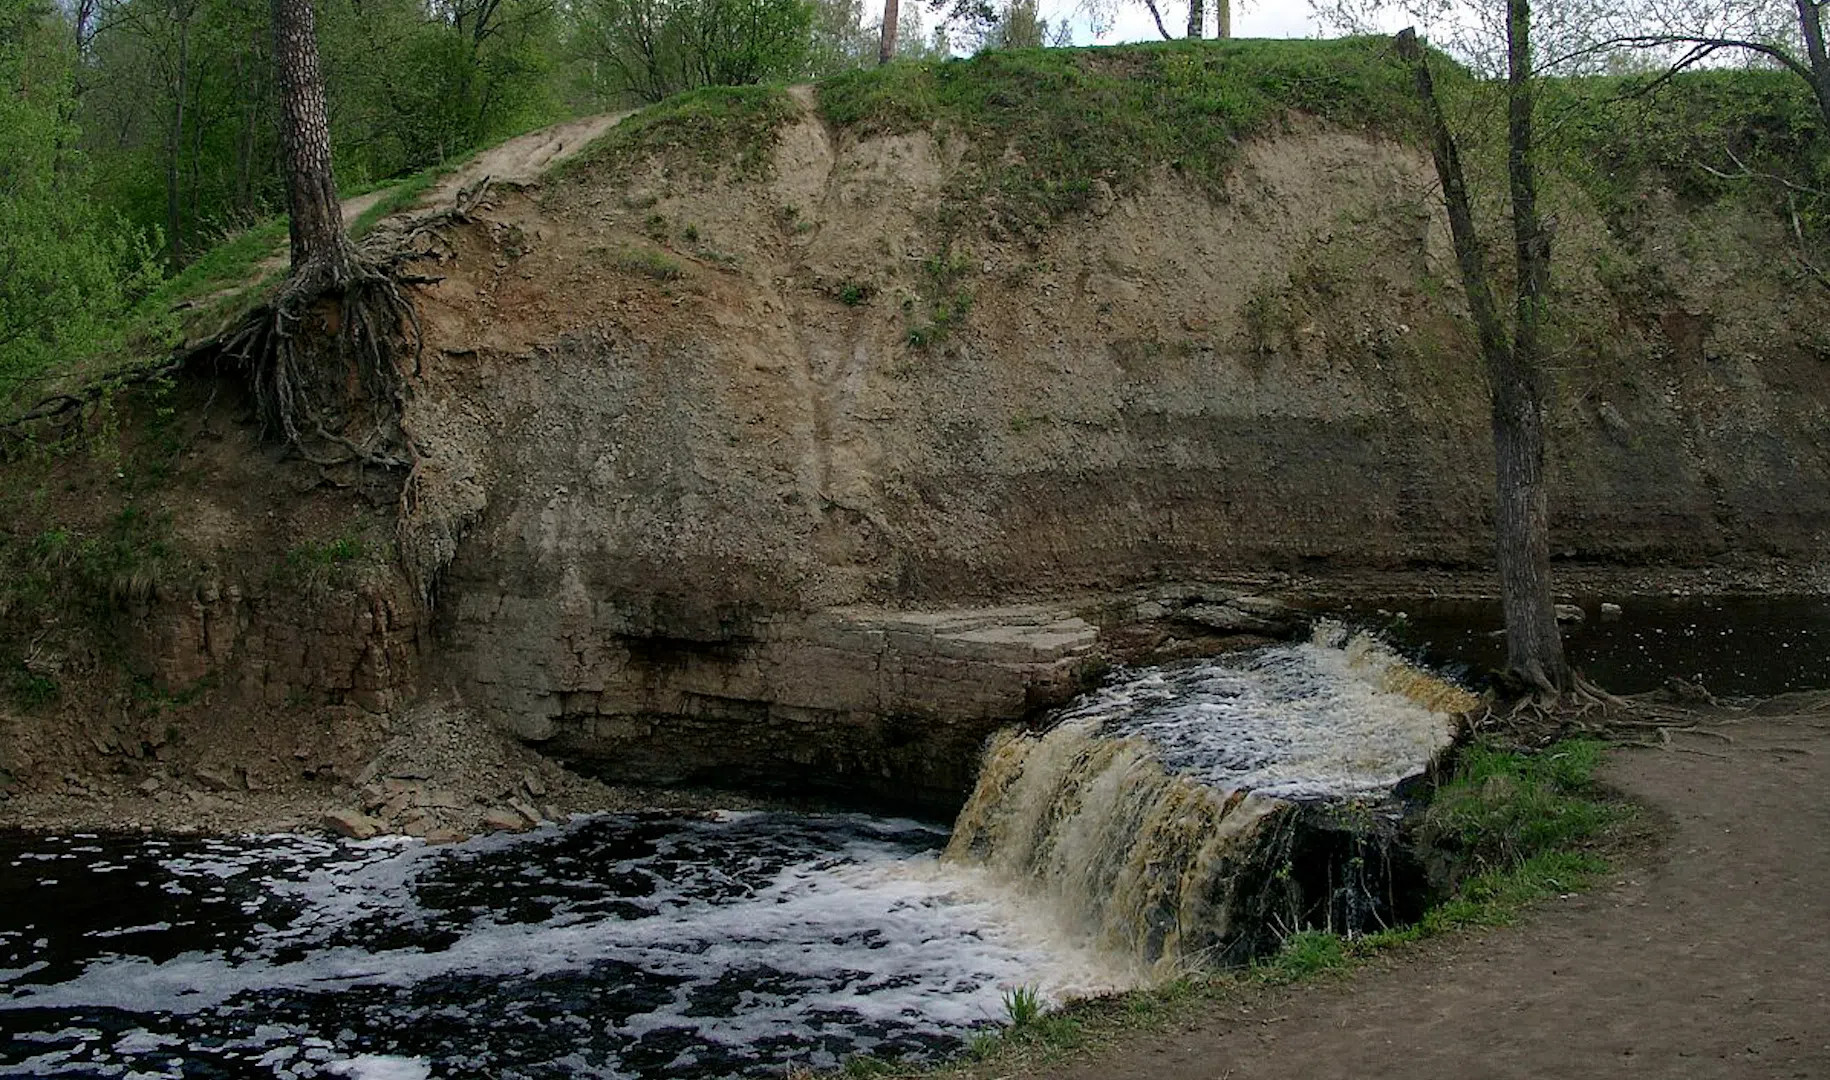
445;604;1103;814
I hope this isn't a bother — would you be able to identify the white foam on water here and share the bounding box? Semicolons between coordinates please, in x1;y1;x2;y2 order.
1061;628;1463;799
1;815;1129;1077
323;1055;431;1080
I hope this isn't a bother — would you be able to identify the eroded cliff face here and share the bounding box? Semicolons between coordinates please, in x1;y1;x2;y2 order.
382;98;1829;800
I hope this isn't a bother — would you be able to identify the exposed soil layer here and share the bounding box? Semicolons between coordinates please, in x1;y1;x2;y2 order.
1016;700;1830;1080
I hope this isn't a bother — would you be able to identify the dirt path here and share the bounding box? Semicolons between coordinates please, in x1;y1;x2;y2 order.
1038;707;1830;1079
248;112;629;280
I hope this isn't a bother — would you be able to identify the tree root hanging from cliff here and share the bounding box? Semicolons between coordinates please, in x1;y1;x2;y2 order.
216;234;423;469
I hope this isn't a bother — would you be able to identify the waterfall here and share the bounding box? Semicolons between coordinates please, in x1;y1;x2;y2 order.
944;623;1477;974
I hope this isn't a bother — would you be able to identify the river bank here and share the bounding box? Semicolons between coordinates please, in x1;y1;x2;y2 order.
4;570;1823;840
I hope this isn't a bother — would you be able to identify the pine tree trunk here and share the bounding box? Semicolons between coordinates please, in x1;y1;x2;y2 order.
1798;0;1830;131
1187;0;1204;39
1396;20;1569;696
271;0;344;273
879;0;900;64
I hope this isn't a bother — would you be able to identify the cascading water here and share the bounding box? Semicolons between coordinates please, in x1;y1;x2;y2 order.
944;623;1479;973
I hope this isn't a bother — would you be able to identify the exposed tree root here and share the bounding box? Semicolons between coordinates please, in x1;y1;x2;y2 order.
0;360;186;456
213;232;422;469
1464;669;1765;754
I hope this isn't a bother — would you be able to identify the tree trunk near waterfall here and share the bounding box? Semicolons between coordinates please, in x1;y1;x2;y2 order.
1187;0;1204;38
879;0;900;64
1396;11;1570;696
1217;0;1230;38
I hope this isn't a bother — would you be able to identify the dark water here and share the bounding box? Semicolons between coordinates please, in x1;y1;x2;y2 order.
0;814;1071;1079
1324;595;1830;697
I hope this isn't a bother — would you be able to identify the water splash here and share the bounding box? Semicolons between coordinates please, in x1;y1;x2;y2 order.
945;624;1473;972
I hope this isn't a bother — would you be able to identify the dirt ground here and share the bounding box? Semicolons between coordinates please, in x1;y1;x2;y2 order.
1027;700;1830;1080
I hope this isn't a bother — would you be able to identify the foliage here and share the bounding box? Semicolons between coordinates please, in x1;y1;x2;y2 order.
77;0;565;264
0;0;164;406
0;505;173;626
608;245;687;279
1540;68;1829;229
572;0;816;104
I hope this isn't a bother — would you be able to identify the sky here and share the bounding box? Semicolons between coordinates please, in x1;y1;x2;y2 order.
1048;0;1419;47
1091;1;1331;43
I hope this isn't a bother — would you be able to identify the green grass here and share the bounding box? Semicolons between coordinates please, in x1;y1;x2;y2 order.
818;37;1435;231
273;528;381;594
1415;737;1615;885
607;246;687;281
571;84;797;182
1001;985;1043;1027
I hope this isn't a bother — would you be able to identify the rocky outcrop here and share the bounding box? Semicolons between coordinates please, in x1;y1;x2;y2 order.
447;601;1102;811
131;577;420;714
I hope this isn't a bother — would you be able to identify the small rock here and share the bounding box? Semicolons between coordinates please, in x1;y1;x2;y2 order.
138;777;162;795
509;799;544;826
193;766;235;792
1554;604;1586;623
1179;603;1283;635
379;792;414;821
1132;600;1169;621
521;771;547;799
424;827;467;845
1600;602;1623;619
481;808;527;833
542;804;562;823
418;789;463;810
322;809;383;840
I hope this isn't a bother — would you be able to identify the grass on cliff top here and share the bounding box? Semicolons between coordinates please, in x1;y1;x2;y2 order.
569;84;799;182
817;36;1433;225
824;736;1632;1079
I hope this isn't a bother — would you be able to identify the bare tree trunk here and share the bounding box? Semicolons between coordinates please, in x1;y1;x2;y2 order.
879;0;899;64
1217;0;1230;38
1497;0;1568;694
271;0;346;272
1798;0;1830;131
1141;0;1174;40
1397;18;1569;697
1187;0;1204;38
